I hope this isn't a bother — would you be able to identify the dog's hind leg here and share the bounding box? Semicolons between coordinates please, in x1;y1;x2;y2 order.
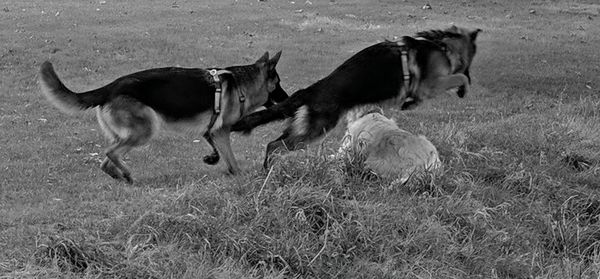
102;126;153;184
400;97;422;110
96;98;157;183
101;156;123;180
263;110;337;169
209;128;240;174
104;142;134;183
264;130;293;169
202;132;220;165
97;108;124;179
264;132;317;169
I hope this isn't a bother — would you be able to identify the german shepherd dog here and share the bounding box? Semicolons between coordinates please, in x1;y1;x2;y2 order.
401;25;481;109
39;51;288;183
232;26;480;169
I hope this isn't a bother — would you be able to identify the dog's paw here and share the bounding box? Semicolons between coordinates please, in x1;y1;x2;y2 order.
101;160;124;180
123;173;134;184
107;173;122;180
203;153;220;165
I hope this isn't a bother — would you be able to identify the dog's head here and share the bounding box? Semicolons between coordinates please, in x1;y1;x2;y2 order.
415;26;481;97
255;51;289;108
443;26;481;84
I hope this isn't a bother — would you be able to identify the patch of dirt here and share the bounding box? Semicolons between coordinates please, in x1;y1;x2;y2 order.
281;12;387;32
543;3;600;16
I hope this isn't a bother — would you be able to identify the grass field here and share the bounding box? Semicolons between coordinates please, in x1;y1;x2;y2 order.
1;0;600;278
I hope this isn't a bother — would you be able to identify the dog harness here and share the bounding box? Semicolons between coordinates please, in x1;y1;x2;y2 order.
206;69;246;132
396;42;412;97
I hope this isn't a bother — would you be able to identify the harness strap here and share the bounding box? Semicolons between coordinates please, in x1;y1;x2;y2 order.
209;69;231;113
206;69;232;133
396;42;411;99
400;49;410;86
205;69;248;134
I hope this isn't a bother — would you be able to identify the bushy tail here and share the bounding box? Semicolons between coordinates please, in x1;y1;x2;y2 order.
39;61;110;114
231;90;306;133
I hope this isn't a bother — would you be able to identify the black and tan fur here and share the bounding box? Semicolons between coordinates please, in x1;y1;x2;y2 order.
402;25;481;109
39;51;287;183
232;26;480;169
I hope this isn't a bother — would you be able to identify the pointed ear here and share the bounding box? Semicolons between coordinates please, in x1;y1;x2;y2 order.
256;52;269;64
470;28;482;41
269;50;282;66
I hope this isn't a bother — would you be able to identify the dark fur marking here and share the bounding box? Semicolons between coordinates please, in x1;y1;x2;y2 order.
39;51;288;181
233;27;479;168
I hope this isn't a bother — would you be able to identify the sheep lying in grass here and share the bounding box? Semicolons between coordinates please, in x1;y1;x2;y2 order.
338;107;442;185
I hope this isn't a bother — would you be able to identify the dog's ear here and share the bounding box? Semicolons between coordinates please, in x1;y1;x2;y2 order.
470;28;482;41
256;52;269;64
267;50;282;71
269;50;282;66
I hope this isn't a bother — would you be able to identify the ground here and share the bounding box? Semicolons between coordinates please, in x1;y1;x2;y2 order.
1;0;600;278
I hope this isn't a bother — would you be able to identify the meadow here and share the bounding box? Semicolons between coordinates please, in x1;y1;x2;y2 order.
1;0;599;278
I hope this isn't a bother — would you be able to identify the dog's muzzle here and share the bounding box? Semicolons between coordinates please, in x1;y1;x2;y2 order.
264;83;289;108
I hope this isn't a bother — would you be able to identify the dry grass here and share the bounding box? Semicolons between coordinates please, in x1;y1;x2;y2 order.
1;0;600;278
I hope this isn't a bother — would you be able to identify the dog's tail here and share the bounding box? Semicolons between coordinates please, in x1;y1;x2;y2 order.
39;61;111;114
232;89;307;134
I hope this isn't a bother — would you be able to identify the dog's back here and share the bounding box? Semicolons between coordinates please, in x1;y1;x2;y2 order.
340;112;441;184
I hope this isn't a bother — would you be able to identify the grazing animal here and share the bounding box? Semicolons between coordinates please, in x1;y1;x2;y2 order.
232;26;480;169
39;51;288;183
338;107;441;184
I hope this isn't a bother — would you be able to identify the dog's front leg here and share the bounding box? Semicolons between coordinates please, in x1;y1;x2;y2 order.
435;73;470;97
456;68;471;98
202;132;220;165
210;128;241;174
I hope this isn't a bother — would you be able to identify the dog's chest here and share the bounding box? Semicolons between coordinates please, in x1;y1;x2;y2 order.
159;111;214;136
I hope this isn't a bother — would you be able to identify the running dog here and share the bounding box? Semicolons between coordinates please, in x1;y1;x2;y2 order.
401;25;481;109
39;51;288;183
232;26;480;169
